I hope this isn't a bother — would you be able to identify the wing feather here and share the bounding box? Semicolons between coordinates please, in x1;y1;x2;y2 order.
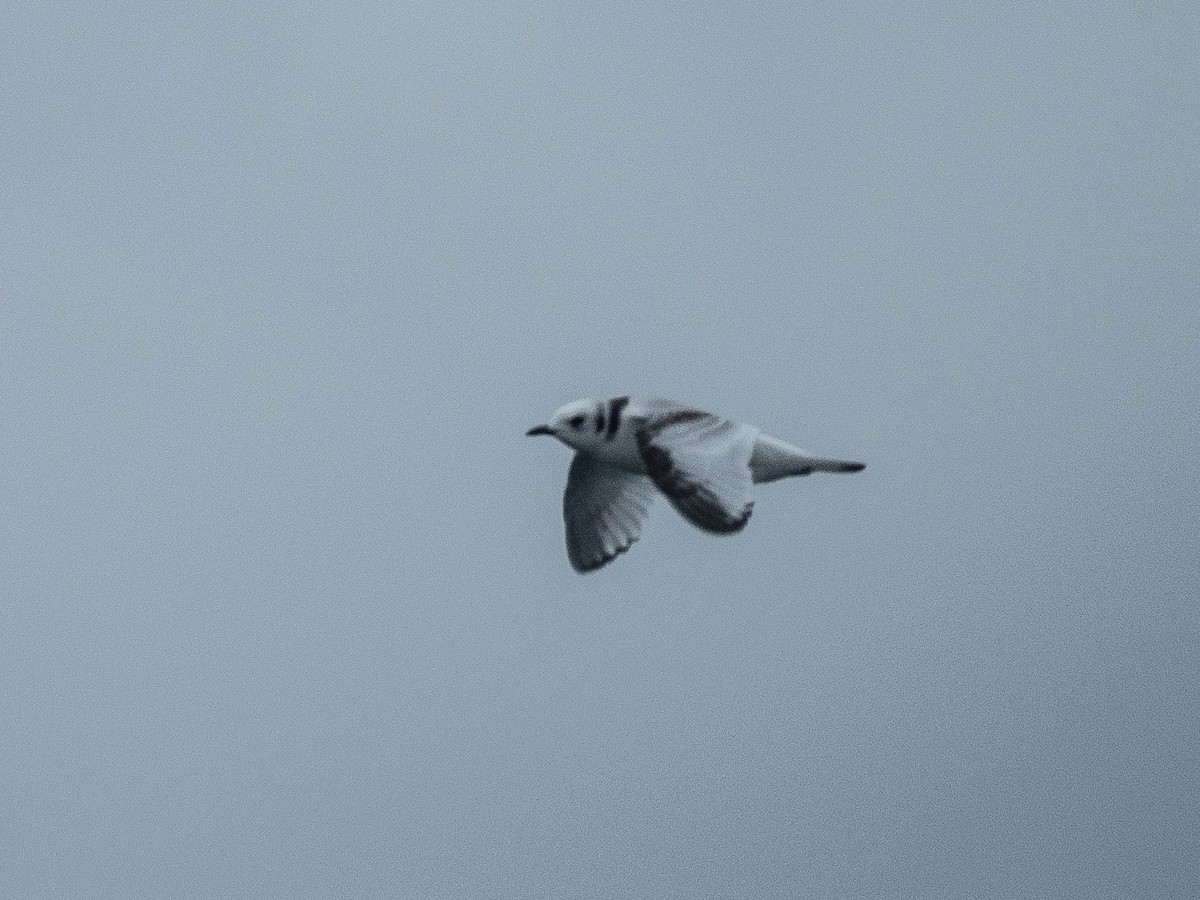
635;409;757;534
563;453;656;573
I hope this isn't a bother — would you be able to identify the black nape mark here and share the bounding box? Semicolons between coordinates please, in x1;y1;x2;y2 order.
595;408;606;433
606;396;629;440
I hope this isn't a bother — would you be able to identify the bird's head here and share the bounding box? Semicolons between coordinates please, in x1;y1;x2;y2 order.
527;398;604;450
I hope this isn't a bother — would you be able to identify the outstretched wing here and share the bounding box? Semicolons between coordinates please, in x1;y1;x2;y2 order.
635;407;757;534
563;453;656;573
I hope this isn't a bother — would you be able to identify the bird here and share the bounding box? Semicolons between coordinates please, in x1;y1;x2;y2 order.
527;396;865;572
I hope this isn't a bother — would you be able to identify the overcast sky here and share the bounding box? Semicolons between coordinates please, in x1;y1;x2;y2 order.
1;3;1197;898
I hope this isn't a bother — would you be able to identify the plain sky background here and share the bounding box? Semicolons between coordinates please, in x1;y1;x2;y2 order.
1;2;1197;898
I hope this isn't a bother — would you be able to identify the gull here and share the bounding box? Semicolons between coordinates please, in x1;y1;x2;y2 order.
527;396;865;572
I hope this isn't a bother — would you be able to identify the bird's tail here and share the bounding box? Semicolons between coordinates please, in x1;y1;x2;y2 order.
805;456;866;474
749;435;866;483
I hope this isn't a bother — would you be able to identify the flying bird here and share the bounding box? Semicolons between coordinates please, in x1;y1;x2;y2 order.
527;396;865;572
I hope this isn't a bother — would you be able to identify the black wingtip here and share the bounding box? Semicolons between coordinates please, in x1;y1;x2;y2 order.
842;462;866;473
570;537;638;574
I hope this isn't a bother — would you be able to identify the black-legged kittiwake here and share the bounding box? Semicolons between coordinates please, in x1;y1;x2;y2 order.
527;396;865;572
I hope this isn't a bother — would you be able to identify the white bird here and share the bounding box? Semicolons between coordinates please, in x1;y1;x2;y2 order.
527;396;865;572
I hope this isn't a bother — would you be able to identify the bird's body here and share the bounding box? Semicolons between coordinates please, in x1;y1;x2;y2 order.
529;396;865;573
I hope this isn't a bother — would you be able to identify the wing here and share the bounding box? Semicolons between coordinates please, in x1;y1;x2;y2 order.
563;453;656;573
635;407;757;534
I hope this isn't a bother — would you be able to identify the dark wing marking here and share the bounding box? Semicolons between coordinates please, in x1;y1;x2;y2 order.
563;453;656;573
636;410;756;534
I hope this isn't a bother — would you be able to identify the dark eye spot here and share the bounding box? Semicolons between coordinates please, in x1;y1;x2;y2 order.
569;415;586;429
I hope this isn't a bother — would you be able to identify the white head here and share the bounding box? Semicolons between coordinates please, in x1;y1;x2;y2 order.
526;398;607;450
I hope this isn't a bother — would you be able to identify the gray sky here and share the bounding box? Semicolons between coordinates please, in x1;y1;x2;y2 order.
2;2;1197;898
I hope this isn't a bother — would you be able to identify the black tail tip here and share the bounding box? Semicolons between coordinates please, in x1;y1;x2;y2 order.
842;462;866;473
